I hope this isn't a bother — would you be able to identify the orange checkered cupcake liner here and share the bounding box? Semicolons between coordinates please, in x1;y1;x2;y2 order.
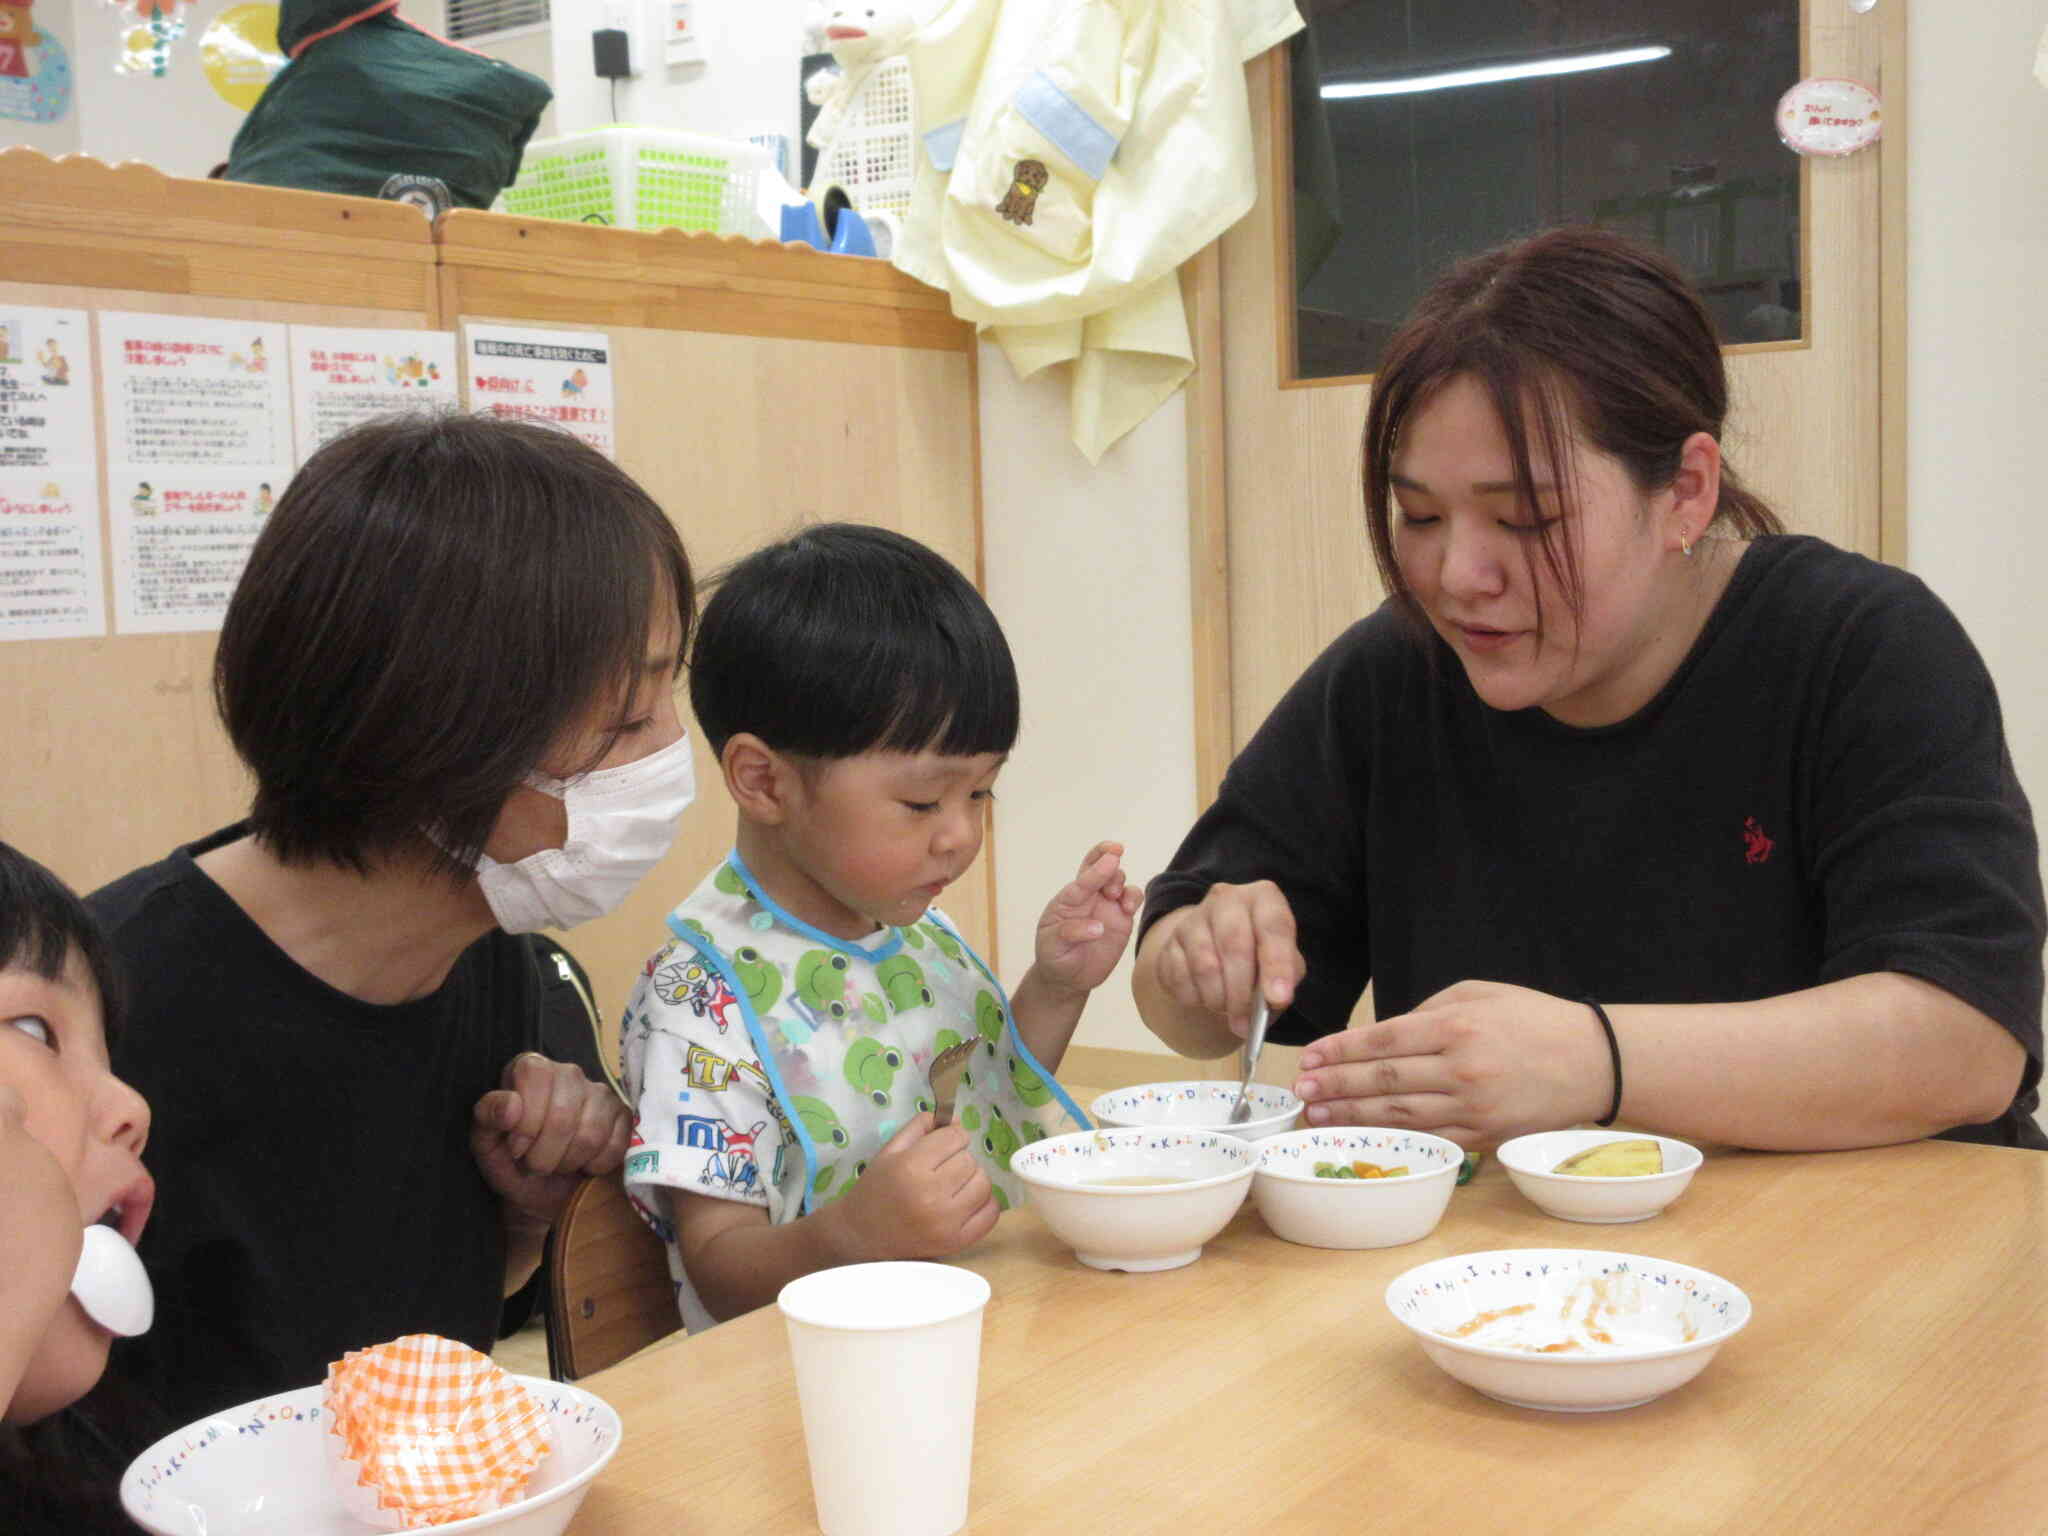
324;1335;552;1530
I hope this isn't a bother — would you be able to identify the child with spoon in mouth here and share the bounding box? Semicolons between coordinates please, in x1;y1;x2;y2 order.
0;841;155;1532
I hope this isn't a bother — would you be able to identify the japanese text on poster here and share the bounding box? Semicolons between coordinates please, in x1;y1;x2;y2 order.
0;474;106;641
0;309;103;639
463;324;616;458
0;307;95;468
290;326;459;461
98;312;293;635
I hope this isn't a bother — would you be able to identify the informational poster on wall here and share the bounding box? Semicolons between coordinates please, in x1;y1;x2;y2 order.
0;307;105;639
462;323;617;458
0;472;106;641
97;311;293;635
289;326;459;462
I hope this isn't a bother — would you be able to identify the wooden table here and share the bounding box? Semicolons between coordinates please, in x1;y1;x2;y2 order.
573;1140;2048;1534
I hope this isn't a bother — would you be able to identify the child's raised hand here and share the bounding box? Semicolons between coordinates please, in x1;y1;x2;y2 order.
0;1083;82;1350
1033;841;1144;998
827;1113;999;1262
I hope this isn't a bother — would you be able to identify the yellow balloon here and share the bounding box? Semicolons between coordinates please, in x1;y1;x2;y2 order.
200;2;283;112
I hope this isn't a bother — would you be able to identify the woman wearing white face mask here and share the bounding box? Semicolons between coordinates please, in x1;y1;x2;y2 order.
72;412;696;1457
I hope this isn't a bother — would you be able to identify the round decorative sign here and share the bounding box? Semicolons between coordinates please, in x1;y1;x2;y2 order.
199;2;281;111
1775;77;1881;157
0;22;71;123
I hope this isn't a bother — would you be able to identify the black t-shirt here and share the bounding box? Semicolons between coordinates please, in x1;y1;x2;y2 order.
1143;536;2047;1148
82;825;542;1454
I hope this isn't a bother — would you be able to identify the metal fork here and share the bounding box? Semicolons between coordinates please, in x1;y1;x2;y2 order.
927;1038;979;1128
1226;994;1272;1125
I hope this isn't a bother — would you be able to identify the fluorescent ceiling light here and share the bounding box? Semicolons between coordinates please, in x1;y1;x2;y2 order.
1322;44;1671;100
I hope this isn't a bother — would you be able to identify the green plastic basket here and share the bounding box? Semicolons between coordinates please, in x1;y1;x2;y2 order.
500;127;768;234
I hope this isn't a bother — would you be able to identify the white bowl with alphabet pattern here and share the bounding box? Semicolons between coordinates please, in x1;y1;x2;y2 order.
1385;1249;1752;1412
1495;1130;1703;1223
1254;1127;1464;1249
121;1375;619;1535
1011;1127;1256;1272
1089;1080;1302;1142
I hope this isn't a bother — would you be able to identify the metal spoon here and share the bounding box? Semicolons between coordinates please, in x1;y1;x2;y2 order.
927;1038;978;1128
1226;993;1272;1126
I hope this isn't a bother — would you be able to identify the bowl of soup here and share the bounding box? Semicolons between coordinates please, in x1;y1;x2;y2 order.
1010;1127;1257;1271
1253;1127;1464;1249
1089;1080;1302;1142
1385;1249;1752;1412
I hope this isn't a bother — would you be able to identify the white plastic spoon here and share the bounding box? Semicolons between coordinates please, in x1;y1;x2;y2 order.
71;1222;154;1337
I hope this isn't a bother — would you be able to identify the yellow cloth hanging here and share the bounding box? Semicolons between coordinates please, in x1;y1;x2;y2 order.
897;0;1303;462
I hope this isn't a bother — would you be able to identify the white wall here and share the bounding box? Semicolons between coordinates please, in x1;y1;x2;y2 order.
478;23;557;141
0;0;79;157
29;0;549;183
545;0;798;149
978;344;1197;1056
70;0;259;176
1905;11;2048;900
1905;7;2048;1129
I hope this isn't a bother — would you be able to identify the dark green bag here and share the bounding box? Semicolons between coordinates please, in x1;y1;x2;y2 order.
224;0;552;211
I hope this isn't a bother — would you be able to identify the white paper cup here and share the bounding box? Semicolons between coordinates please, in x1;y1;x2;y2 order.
778;1262;990;1536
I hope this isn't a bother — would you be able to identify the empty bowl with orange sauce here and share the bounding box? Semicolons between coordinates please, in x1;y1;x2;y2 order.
1385;1248;1752;1412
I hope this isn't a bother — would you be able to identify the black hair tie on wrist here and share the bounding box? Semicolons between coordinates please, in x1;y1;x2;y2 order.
1584;999;1623;1127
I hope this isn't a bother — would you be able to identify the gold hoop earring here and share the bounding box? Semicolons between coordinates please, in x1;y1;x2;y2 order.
1679;532;1694;558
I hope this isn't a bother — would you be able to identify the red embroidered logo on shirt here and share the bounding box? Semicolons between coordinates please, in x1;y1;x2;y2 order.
1742;817;1775;865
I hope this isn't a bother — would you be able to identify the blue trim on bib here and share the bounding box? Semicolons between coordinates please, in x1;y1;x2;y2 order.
923;117;966;172
922;909;1093;1131
662;913;824;1217
723;848;904;965
1013;70;1118;181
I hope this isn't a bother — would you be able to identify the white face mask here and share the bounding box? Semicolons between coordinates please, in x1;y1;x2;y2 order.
476;729;697;933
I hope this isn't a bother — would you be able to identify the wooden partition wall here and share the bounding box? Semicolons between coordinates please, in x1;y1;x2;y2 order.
0;152;439;894
0;151;986;1053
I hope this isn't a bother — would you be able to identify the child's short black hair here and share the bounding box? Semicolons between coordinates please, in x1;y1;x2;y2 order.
0;841;125;1040
690;523;1019;762
214;411;694;875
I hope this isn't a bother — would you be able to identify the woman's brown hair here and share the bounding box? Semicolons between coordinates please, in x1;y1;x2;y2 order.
1362;226;1784;631
214;411;694;875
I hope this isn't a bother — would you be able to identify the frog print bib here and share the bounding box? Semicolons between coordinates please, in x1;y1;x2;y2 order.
658;850;1090;1216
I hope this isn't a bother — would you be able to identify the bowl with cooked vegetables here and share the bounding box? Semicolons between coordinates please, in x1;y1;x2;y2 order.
1494;1130;1702;1224
1385;1248;1751;1411
1252;1128;1463;1249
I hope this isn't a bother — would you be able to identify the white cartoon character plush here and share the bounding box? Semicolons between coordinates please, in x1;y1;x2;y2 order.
803;1;921;154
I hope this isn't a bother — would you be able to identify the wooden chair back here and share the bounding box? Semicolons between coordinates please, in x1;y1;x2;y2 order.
544;1175;681;1381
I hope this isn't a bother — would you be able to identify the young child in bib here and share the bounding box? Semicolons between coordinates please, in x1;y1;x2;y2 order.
621;523;1140;1330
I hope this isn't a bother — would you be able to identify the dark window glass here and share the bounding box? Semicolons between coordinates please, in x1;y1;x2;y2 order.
1292;1;1801;379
